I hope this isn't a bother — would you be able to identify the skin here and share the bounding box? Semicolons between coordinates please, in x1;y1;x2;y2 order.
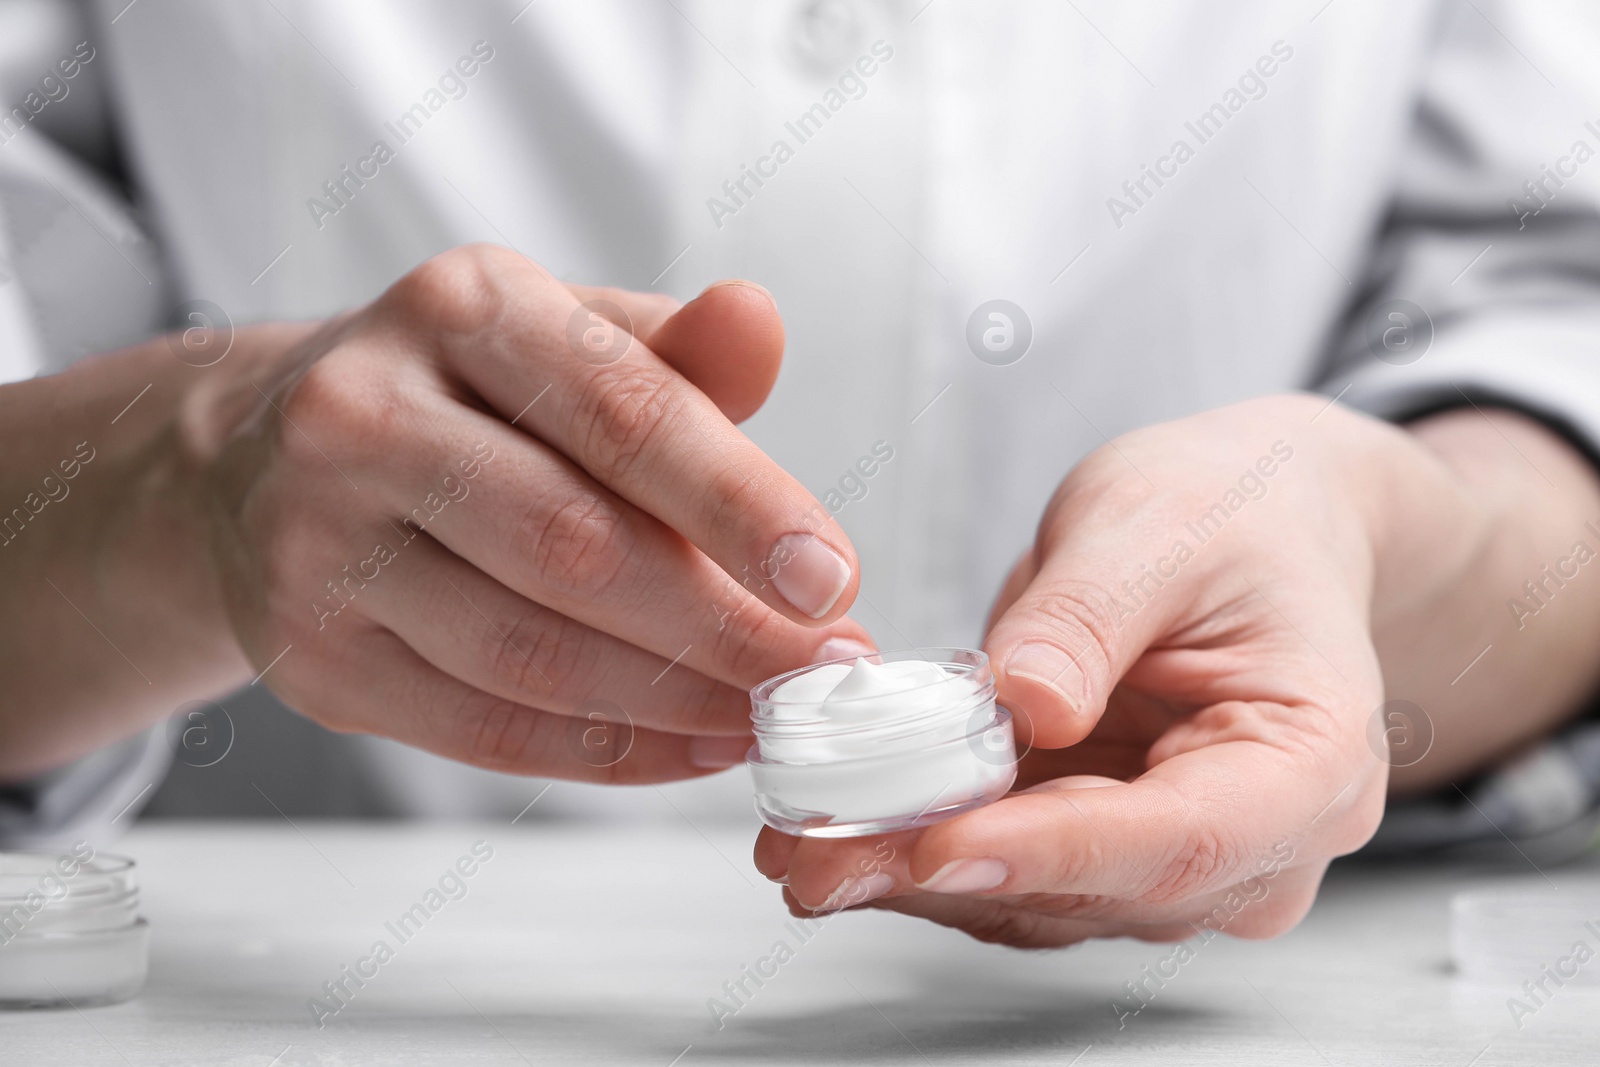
757;397;1600;948
0;245;874;783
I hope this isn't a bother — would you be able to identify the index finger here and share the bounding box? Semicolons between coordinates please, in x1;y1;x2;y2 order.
384;245;859;625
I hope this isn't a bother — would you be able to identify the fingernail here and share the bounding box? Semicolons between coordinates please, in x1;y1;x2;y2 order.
689;735;752;769
705;279;775;307
768;533;851;619
916;858;1009;894
766;871;789;886
1003;642;1084;712
807;872;893;911
813;637;876;664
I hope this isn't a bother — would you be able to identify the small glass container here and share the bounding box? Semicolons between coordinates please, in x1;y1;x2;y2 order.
748;647;1018;838
0;851;149;1009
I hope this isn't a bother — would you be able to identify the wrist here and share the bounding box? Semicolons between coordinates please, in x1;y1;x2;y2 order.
1369;406;1600;791
103;322;329;674
0;323;319;776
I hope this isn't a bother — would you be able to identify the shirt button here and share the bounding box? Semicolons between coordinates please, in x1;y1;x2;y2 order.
786;0;867;74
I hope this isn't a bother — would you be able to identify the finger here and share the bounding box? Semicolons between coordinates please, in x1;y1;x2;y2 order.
340;387;873;690
778;777;1115;910
859;893;1196;949
870;855;1325;937
753;826;801;884
379;246;858;624
641;281;783;424
566;281;783;423
271;624;724;784
779;831;917;911
900;744;1376;903
783;888;1203;949
563;283;681;344
345;527;756;747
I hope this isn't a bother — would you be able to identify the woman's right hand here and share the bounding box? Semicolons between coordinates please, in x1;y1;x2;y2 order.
204;245;875;782
4;243;871;782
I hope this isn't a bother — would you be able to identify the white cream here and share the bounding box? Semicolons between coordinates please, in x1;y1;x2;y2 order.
763;657;979;761
747;649;1017;838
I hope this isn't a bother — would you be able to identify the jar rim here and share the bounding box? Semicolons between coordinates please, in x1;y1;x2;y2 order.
0;852;136;906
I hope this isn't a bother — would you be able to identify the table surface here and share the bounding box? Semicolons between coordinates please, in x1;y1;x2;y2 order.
2;817;1597;1066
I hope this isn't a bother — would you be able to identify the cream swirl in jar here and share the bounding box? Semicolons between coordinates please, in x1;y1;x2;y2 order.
747;648;1017;838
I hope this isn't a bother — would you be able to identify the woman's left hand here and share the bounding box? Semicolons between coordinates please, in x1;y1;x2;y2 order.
754;394;1600;947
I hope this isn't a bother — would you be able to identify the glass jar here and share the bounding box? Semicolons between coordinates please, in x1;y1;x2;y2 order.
748;647;1017;838
0;851;148;1008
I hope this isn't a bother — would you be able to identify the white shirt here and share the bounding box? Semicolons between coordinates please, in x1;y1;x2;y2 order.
5;0;1600;837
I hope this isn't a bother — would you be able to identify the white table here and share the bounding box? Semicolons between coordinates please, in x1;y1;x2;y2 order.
4;819;1597;1065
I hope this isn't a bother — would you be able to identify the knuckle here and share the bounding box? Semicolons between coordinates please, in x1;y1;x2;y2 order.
576;366;686;486
455;687;541;771
701;464;769;545
517;492;631;601
484;604;572;697
278;357;410;464
1015;579;1120;662
279;360;352;439
709;599;788;685
1146;829;1234;904
677;682;744;734
382;244;513;337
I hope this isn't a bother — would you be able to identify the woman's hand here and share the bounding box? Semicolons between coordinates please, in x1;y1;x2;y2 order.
758;394;1600;947
2;245;873;781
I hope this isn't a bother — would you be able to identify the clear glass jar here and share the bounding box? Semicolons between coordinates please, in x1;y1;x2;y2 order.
748;647;1017;838
0;851;148;1009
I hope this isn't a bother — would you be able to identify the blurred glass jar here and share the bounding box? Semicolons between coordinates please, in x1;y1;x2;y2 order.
0;849;148;1008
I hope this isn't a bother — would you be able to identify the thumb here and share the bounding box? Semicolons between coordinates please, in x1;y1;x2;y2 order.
983;521;1189;749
